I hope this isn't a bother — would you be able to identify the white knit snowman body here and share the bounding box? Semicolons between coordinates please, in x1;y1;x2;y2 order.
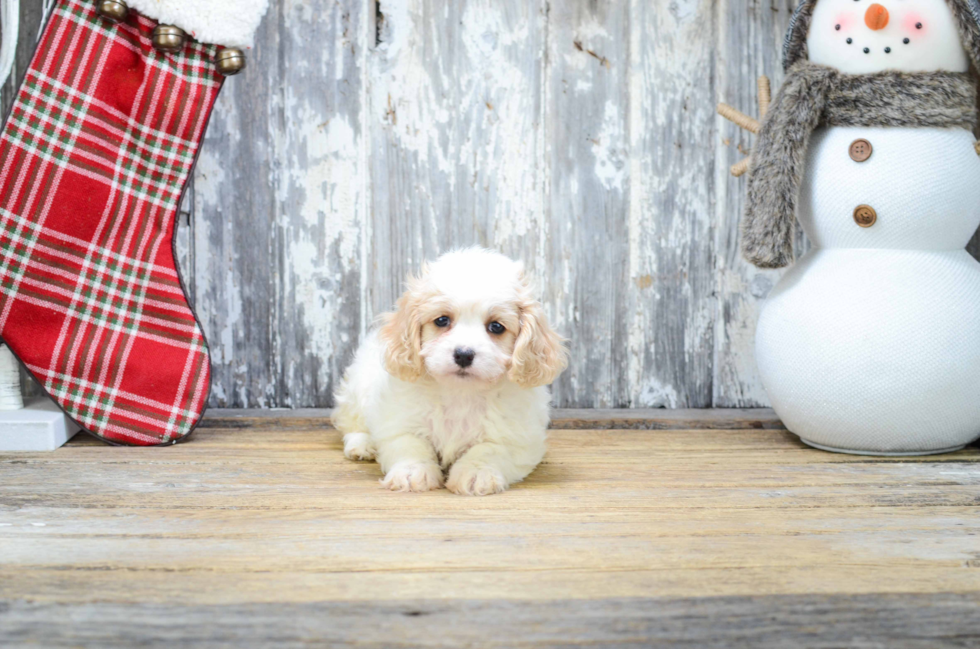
755;0;980;454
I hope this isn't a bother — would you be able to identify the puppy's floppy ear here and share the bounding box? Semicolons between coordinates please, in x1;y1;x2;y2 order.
379;267;429;382
509;273;568;388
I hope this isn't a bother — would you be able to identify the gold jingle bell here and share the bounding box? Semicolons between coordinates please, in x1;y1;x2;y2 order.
215;49;247;76
152;25;187;53
95;0;129;23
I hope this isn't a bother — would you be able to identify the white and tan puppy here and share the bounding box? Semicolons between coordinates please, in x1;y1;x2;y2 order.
333;248;567;496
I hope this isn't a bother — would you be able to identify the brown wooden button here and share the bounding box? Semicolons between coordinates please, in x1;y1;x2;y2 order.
853;204;877;227
849;138;873;162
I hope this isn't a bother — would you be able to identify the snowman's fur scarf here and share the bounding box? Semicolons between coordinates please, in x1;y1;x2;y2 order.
744;62;977;268
948;0;980;72
783;0;818;70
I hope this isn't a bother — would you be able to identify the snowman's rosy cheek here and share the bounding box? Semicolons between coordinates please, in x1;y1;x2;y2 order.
833;12;857;32
901;12;926;36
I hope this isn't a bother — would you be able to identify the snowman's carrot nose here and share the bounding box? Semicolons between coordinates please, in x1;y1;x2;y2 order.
865;4;890;30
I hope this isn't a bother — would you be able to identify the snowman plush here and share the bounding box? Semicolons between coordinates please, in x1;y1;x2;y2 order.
732;0;980;454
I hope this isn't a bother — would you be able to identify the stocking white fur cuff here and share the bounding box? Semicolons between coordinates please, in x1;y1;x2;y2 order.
126;0;269;48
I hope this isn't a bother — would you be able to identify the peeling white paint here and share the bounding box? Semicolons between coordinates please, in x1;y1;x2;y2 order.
637;377;681;409
185;0;795;409
591;101;627;192
192;145;234;369
460;2;544;245
371;0;453;179
283;106;360;262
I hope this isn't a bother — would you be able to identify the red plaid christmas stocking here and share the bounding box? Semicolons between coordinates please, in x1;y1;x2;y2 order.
0;0;267;445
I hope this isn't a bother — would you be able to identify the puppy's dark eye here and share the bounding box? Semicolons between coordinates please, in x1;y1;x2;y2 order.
487;322;505;335
434;316;451;328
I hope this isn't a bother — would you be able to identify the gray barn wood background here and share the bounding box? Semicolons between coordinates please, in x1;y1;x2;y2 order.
5;1;979;409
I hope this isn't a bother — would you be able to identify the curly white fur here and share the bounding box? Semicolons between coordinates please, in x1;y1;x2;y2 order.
333;248;568;497
126;0;269;48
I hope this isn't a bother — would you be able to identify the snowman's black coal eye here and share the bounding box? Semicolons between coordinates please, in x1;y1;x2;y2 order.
916;22;922;29
904;37;910;44
884;47;891;53
835;24;841;30
434;316;451;327
847;37;853;44
863;47;870;53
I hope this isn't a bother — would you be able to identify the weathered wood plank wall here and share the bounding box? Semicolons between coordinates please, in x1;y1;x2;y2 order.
21;0;962;409
192;0;807;409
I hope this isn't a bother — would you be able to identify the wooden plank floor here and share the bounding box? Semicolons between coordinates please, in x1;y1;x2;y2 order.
2;411;980;647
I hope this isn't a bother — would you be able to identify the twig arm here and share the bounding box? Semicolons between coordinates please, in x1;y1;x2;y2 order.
757;77;771;118
718;76;771;178
717;103;760;134
731;157;752;178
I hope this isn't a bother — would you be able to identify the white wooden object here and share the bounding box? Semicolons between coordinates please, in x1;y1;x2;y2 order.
0;397;80;451
0;345;23;410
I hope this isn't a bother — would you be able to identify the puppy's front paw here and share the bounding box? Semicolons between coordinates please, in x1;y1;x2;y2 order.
446;464;508;496
381;462;444;492
343;432;376;461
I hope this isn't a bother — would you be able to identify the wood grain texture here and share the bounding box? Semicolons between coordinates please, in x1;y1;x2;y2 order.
195;406;786;430
367;0;549;310
192;1;369;408
5;594;980;648
2;423;979;646
0;2;45;118
274;0;368;407
185;0;805;409
544;0;629;407
628;0;716;407
712;0;798;407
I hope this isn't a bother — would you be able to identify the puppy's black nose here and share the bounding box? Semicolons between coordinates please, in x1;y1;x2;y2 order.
453;347;476;368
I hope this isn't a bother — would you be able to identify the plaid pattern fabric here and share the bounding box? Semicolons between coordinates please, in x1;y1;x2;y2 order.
0;0;222;444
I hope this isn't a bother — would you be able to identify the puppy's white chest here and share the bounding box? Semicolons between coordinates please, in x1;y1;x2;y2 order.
423;396;489;466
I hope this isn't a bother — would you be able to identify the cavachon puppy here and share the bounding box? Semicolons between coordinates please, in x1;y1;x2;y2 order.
333;248;568;496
